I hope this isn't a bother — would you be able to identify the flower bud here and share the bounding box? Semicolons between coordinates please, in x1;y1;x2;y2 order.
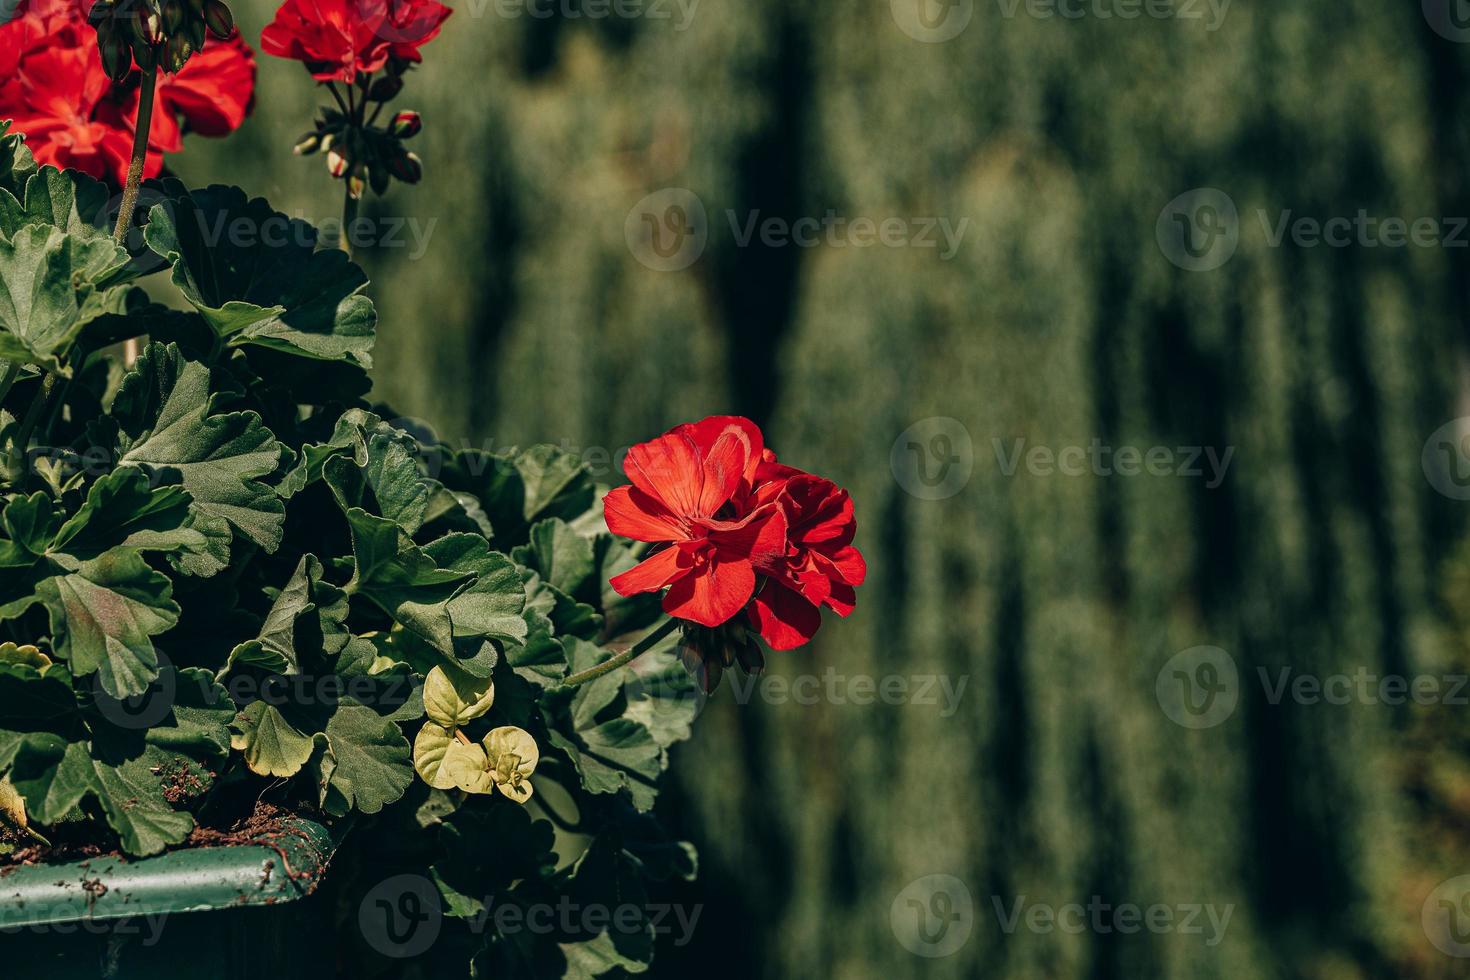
368;75;404;102
132;38;156;71
389;110;422;139
98;26;134;83
293;132;322;156
141;8;164;45
347;172;367;201
326;149;350;178
202;0;233;39
88;0;116;26
185;13;206;47
369;165;391;196
164;32;192;72
387;151;422;184
161;0;185;34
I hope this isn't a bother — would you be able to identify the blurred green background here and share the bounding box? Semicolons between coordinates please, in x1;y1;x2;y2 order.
182;1;1470;976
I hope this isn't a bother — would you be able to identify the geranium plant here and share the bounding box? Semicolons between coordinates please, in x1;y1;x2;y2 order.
0;0;864;974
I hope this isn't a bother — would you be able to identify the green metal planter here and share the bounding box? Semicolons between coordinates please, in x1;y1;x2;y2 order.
0;818;340;980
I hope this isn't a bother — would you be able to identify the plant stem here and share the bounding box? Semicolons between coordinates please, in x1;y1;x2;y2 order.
341;185;358;258
562;617;680;688
114;66;158;368
10;374;56;475
454;729;474;746
0;361;20;409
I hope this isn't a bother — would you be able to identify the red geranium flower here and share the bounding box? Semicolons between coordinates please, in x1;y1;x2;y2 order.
605;416;865;663
261;0;451;83
0;1;255;185
605;416;788;628
745;468;866;650
0;44;136;181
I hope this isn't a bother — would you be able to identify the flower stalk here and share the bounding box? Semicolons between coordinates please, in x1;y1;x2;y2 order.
112;66;158;246
562;617;681;687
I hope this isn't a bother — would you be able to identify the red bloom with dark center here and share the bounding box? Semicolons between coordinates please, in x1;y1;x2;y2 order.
260;0;451;82
605;416;788;628
745;469;866;650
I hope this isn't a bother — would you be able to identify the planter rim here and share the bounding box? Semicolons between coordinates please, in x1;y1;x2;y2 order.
0;817;337;928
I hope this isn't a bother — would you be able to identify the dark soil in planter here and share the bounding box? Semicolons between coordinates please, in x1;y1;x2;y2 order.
0;799;318;870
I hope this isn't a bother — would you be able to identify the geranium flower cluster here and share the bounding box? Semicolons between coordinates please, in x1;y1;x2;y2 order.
0;0;254;185
605;416;867;689
261;0;450;198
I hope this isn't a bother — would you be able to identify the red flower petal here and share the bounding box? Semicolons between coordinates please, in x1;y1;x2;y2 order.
603;485;686;543
623;428;705;518
747;581;822;650
663;552;756;627
608;546;691;597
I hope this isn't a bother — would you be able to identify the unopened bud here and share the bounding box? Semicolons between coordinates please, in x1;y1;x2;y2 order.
326;149;350;178
389;110;422;139
387;151;422;184
293;132;322;156
99;28;133;83
347;173;367;201
161;0;185;33
164;32;191;72
88;0;115;25
202;0;233;39
369;75;404;102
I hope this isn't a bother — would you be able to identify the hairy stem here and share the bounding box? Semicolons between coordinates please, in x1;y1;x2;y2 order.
341;185;358;258
562;616;680;688
114;66;158;367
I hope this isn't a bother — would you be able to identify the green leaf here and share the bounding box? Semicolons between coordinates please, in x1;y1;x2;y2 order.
424;533;528;645
113;343;285;553
0;167;127;284
512;519;596;598
230;701;316;778
0;224;133;372
544;641;663;813
0;123;37;199
144;186;375;367
48;467;216;574
307;701;413;816
422;664;495;729
343;508;470;655
37;548;179;699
